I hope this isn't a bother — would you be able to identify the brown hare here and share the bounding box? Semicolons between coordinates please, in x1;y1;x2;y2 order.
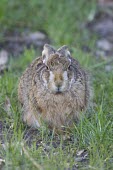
18;44;91;131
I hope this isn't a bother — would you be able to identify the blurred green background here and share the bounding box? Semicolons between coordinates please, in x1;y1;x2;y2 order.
0;0;96;46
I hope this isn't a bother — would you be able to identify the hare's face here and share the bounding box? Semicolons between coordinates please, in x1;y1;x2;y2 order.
48;69;68;93
41;54;75;94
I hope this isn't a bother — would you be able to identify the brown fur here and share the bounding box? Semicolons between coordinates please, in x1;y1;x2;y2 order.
18;44;91;131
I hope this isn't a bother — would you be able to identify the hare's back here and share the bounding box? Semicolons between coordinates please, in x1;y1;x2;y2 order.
18;57;42;103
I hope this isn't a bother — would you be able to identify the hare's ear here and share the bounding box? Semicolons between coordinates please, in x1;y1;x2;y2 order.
42;44;55;64
57;45;71;58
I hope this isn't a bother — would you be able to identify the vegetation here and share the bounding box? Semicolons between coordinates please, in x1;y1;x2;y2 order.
0;0;113;169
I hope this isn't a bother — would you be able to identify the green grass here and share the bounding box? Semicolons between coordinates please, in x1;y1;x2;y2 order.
0;0;113;170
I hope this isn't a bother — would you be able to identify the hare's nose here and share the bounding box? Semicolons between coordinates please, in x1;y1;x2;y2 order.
54;74;63;91
57;84;61;90
56;86;61;93
56;82;62;88
56;83;62;92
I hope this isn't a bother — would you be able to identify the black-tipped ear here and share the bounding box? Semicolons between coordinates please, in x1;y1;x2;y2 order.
57;45;71;57
42;44;55;64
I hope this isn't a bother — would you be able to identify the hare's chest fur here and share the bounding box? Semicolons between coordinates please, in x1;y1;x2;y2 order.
33;85;85;128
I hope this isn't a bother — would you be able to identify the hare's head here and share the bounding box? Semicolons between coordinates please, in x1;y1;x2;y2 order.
41;44;76;94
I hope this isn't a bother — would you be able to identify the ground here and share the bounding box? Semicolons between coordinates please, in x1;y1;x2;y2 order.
0;0;113;170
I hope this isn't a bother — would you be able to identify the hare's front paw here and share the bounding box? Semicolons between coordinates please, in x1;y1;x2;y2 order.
23;112;40;128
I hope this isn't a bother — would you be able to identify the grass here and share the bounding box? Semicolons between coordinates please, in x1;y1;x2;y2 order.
0;0;113;170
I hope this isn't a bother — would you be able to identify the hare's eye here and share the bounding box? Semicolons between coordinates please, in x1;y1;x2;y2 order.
51;61;54;67
68;65;72;70
46;66;49;70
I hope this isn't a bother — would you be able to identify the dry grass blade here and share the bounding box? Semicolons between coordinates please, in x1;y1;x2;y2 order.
4;96;12;117
22;145;43;170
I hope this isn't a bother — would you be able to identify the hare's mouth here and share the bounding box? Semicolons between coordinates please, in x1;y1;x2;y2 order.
53;86;63;94
55;91;62;95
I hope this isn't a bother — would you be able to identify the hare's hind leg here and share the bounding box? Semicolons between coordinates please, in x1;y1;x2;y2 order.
22;108;40;128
